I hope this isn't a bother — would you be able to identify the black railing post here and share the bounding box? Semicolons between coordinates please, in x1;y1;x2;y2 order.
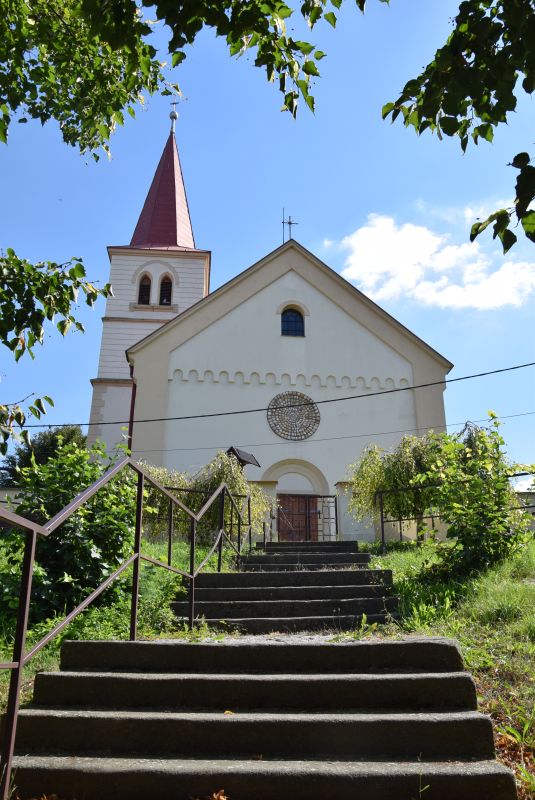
167;498;174;567
217;488;225;573
129;472;144;641
378;491;386;555
0;527;37;800
262;521;267;550
237;512;242;572
248;496;252;553
189;518;196;629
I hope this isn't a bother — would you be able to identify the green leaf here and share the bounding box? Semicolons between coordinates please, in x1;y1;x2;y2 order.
382;102;395;119
324;11;337;27
521;210;535;242
511;152;530;169
303;61;320;77
439;116;459;136
294;41;314;55
57;318;72;336
497;227;517;254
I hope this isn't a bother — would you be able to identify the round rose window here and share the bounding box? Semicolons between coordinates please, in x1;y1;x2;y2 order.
267;391;320;440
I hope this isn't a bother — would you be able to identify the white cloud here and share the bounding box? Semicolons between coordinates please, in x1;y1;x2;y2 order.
339;213;535;310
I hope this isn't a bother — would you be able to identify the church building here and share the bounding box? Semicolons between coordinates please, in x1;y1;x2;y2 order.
88;121;453;542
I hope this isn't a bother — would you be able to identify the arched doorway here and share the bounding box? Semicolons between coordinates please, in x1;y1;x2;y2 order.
261;460;337;542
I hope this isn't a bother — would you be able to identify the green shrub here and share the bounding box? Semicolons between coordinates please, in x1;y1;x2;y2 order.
141;452;274;546
422;417;531;574
0;438;136;624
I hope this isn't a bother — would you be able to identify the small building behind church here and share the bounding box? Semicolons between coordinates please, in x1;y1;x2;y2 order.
88;124;453;543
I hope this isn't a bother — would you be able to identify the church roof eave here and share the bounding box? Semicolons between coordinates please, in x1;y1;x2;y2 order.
126;239;453;373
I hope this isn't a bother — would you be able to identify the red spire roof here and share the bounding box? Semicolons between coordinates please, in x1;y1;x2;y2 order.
130;132;195;249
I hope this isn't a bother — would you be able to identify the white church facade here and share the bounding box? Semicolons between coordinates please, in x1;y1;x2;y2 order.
89;126;453;542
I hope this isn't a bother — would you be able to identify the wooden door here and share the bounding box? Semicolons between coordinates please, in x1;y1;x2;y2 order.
277;495;319;541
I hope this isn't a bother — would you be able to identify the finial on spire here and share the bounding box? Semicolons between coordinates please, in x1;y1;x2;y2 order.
170;101;178;133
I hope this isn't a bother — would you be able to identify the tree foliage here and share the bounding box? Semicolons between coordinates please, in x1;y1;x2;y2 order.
416;416;530;572
0;0;163;154
0;438;136;623
347;416;531;574
347;435;438;534
0;250;112;453
0;446;273;623
2;1;532;251
142;451;274;545
383;0;535;251
0;425;86;487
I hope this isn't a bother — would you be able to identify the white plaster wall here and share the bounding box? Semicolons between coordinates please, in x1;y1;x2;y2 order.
166;271;412;384
138;272;420;499
89;248;208;446
104;252;206;318
87;383;132;453
97;320;166;379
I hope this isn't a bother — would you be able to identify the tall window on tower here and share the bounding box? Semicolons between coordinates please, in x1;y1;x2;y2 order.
138;274;151;305
159;276;173;306
281;307;305;336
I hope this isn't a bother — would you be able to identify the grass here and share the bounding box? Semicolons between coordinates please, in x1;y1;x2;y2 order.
363;539;535;799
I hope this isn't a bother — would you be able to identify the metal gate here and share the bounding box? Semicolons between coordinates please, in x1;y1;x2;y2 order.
277;494;338;541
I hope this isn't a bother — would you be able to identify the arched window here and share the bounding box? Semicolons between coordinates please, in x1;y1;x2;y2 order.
281;307;304;337
138;274;151;305
159;276;172;306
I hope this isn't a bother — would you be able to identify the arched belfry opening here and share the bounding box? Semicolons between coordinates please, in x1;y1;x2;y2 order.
159;275;173;306
138;274;151;305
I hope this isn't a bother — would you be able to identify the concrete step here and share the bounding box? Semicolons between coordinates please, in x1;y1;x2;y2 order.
195;569;392;588
171;596;399;620
14;638;516;800
195;584;389;600
174;613;398;633
16;709;495;760
60;639;465;674
242;552;370;565
258;542;359;551
11;756;518;800
33;671;478;711
241;561;371;572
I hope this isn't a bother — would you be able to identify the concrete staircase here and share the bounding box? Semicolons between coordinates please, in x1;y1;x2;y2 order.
11;637;517;799
172;541;397;632
243;540;372;571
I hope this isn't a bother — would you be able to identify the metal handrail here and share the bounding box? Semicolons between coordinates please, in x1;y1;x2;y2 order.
0;456;252;800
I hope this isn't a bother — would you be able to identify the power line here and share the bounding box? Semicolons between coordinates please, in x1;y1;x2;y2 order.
19;359;535;430
129;410;535;454
9;410;534;460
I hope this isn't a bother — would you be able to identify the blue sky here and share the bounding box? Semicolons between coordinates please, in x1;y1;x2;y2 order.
1;0;534;472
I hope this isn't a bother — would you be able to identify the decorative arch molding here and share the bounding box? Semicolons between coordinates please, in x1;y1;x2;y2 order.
261;459;330;496
130;260;181;286
275;300;310;316
169;367;411;391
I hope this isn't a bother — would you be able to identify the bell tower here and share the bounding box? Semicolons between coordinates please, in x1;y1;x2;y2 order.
87;114;211;451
